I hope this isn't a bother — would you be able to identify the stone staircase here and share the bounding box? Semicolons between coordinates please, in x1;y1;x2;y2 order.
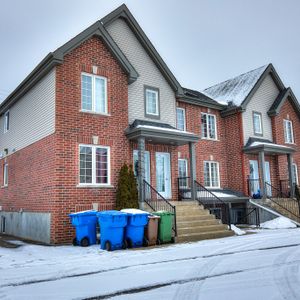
169;201;234;242
253;198;300;223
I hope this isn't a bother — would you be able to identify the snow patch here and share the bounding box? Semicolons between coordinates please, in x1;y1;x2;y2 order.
136;125;194;135
121;209;149;214
260;217;297;229
231;225;246;235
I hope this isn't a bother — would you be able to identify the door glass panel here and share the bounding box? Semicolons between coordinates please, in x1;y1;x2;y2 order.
156;155;165;192
133;150;150;183
249;160;260;195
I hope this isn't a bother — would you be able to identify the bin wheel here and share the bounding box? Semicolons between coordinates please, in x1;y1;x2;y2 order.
126;238;133;249
171;237;175;244
122;240;128;249
72;238;77;246
97;238;101;245
156;239;161;245
105;241;112;251
143;237;149;247
80;237;90;247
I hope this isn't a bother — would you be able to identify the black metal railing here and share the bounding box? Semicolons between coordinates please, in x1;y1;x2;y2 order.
265;182;300;221
143;180;177;236
194;180;231;228
247;178;261;198
177;176;191;201
231;207;260;227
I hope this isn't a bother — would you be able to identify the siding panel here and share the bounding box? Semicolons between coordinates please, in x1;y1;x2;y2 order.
0;68;56;154
242;74;280;144
106;19;176;126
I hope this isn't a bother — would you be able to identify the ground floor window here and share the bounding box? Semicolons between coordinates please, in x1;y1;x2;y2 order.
79;145;110;185
204;161;220;188
178;159;188;187
133;150;150;183
292;163;299;185
3;163;8;187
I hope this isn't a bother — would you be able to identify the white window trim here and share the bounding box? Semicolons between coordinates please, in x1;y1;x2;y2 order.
176;108;186;131
145;88;159;116
78;144;111;187
178;158;188;188
253;112;263;135
284;119;294;144
3;163;8;187
81;73;108;115
204;161;220;188
201;112;218;140
293;163;299;185
4;110;9;134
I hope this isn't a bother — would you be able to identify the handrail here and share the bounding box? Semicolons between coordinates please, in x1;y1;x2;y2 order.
143;180;177;236
233;207;260;227
194;180;231;228
177;176;191;201
265;182;300;221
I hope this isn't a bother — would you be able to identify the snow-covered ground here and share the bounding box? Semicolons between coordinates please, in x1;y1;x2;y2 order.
1;227;300;300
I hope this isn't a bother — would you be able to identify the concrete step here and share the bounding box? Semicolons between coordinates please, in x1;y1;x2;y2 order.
177;219;221;228
176;214;215;222
177;224;228;235
169;201;199;207
176;230;235;243
176;208;210;217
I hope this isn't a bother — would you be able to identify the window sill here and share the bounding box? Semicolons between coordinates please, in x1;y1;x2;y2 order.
1;185;8;189
79;110;111;117
76;184;114;189
284;142;295;145
201;138;219;142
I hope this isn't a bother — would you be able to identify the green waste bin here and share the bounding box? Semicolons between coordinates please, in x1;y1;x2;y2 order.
153;211;175;244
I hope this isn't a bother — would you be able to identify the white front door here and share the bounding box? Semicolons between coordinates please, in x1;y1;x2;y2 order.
156;152;171;199
265;161;272;196
249;160;260;195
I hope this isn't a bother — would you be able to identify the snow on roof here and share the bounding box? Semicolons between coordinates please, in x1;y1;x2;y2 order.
203;65;268;106
136;125;194;135
250;141;291;149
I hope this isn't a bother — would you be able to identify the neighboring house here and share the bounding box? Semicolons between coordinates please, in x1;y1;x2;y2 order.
203;64;300;204
0;5;299;244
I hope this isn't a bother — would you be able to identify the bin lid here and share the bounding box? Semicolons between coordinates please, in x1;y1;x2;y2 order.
121;208;149;215
97;210;128;217
69;210;97;217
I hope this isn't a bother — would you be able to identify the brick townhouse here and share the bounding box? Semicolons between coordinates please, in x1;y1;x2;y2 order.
0;4;299;244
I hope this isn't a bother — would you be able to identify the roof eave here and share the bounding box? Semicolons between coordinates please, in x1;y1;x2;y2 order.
178;95;226;110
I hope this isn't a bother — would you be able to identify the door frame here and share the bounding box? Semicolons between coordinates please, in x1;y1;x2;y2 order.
155;152;172;199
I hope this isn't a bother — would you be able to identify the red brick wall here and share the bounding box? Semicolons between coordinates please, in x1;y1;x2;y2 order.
52;36;130;243
272;97;300;182
176;102;229;189
0;135;56;212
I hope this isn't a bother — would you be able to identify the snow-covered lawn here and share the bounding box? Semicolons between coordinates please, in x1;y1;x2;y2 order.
1;227;300;300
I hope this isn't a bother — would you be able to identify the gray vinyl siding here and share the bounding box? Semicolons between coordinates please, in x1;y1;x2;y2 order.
0;68;56;155
242;74;280;144
106;19;177;127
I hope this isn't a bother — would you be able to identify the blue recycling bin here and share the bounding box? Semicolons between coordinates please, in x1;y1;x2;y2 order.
122;210;149;248
69;210;98;247
97;210;128;251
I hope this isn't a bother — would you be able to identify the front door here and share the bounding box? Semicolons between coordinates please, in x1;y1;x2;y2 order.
249;160;260;196
265;161;272;196
156;152;171;199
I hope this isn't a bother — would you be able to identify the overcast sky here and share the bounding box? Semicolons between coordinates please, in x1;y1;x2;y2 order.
0;0;300;103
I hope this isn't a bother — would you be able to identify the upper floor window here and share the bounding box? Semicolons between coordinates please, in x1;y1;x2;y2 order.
201;113;217;140
204;161;220;188
284;119;294;144
176;108;186;131
3;163;8;187
4;111;9;133
79;144;110;186
253;112;263;135
81;73;107;114
145;86;159;118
